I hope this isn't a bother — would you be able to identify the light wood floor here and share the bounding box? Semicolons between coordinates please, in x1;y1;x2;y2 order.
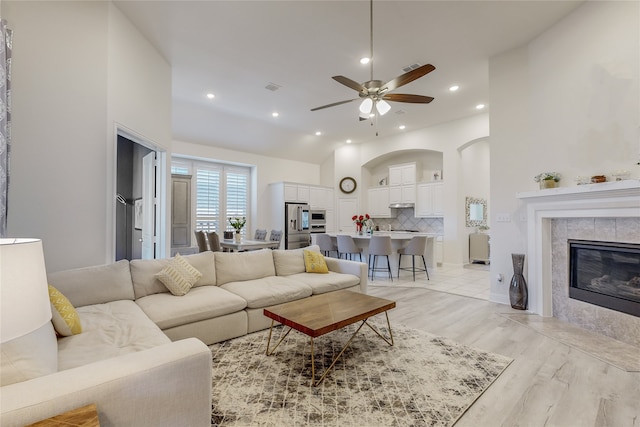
367;286;640;427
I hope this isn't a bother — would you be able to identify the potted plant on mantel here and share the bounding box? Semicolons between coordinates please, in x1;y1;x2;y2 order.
534;172;561;189
228;216;246;243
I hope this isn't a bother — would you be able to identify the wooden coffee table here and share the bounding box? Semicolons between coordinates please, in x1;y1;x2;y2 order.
263;290;396;386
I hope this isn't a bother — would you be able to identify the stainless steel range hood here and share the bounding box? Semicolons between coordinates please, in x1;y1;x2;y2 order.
389;202;415;209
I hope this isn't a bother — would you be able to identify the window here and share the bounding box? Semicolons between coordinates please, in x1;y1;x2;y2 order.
171;159;251;239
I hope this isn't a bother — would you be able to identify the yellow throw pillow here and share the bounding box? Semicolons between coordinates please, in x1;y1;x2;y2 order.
48;285;82;336
303;250;329;274
155;253;203;296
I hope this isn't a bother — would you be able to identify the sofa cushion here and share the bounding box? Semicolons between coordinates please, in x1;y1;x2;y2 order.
47;260;134;308
220;276;312;309
272;245;320;276
303;250;329;274
155;254;203;296
48;285;82;336
286;271;360;295
215;250;275;286
0;322;58;386
57;300;170;371
130;252;216;299
135;286;248;330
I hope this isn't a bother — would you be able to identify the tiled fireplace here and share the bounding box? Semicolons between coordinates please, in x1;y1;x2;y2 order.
518;181;640;347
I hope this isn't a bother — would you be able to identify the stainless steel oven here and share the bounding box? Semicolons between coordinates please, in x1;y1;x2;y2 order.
310;209;326;234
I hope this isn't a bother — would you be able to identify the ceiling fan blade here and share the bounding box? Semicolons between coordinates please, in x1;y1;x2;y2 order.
382;93;434;104
381;64;436;93
310;98;359;111
332;76;366;93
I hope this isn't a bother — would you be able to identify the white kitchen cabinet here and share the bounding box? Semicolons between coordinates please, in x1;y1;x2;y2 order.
389;163;416;186
309;186;334;210
388;163;416;205
325;209;335;232
367;187;391;218
436;236;443;265
283;183;310;203
416;182;444;217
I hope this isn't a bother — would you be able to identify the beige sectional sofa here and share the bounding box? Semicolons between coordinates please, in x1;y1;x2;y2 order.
0;245;367;427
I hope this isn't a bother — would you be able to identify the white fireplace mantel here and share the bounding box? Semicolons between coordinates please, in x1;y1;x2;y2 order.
517;180;640;316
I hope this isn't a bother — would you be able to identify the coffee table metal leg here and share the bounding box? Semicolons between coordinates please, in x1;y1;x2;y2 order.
364;311;394;346
265;320;293;356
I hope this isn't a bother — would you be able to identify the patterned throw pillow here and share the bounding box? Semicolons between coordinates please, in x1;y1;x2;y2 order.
303;250;329;274
155;253;203;296
48;285;82;336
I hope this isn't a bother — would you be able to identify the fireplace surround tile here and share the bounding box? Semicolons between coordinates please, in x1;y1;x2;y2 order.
594;218;616;241
552;217;640;348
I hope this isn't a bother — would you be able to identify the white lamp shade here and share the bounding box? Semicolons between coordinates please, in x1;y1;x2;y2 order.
0;238;52;343
359;98;373;115
376;100;391;116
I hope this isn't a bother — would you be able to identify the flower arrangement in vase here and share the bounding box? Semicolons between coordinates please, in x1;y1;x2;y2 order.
534;172;561;189
352;214;372;235
228;216;246;242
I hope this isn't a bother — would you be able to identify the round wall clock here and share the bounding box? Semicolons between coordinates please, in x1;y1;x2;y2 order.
339;177;357;194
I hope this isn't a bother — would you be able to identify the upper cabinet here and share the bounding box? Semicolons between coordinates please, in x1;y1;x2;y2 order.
309;186;334;210
416;182;444;217
388;163;416;204
367;187;391;218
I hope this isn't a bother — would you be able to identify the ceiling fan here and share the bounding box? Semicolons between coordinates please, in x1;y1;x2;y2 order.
311;0;435;121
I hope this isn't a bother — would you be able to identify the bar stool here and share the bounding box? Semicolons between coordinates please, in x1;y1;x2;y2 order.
317;233;338;258
368;235;393;281
336;235;362;261
398;236;429;281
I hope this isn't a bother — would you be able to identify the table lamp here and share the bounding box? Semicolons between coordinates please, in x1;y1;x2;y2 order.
0;238;52;343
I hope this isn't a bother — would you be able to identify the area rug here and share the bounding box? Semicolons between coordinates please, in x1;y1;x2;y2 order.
210;321;512;426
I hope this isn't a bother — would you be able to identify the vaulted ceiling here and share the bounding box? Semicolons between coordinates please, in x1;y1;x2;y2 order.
115;0;582;164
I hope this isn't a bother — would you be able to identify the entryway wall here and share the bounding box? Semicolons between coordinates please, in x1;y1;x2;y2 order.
116;135;153;260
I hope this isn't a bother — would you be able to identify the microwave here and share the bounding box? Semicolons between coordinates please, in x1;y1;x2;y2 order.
310;209;326;224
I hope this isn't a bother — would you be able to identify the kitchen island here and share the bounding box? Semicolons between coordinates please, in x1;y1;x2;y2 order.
325;231;439;278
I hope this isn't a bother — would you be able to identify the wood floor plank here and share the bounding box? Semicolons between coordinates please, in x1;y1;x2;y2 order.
367;286;640;427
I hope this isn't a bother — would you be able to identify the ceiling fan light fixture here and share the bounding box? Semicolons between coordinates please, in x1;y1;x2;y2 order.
376;99;391;115
359;97;373;115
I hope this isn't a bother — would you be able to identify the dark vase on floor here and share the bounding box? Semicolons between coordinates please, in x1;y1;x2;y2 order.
509;253;528;310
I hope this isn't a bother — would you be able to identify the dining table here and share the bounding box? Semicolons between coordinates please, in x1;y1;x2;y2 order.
325;231;439;276
219;238;281;252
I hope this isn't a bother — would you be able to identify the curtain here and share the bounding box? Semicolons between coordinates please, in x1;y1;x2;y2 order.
0;20;12;237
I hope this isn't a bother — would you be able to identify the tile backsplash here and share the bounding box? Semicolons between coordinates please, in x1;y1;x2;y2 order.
370;208;443;234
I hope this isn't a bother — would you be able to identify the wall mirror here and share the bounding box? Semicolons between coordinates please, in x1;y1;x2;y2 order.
465;197;487;228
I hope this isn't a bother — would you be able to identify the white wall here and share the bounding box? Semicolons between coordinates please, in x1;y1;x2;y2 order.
4;1;171;272
171;139;321;233
328;114;490;266
489;1;639;305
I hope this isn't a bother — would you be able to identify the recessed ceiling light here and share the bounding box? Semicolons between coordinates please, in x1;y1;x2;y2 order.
399;125;406;130
315;131;322;136
476;104;486;110
206;93;215;99
360;57;370;65
272;112;279;117
346;139;352;144
449;85;459;92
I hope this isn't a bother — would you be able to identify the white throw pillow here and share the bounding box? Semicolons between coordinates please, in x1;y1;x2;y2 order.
154;254;202;296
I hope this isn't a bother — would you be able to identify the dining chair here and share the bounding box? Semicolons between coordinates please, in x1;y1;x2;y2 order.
316;233;338;258
368;235;393;281
254;229;267;240
206;232;221;252
398;235;429;281
194;230;208;252
336;235;362;261
269;230;283;249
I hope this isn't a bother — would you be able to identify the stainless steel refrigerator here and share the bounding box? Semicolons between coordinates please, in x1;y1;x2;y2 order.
285;202;311;249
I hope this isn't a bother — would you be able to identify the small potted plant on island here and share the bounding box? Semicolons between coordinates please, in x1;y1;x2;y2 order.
534;172;561;189
228;216;246;243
